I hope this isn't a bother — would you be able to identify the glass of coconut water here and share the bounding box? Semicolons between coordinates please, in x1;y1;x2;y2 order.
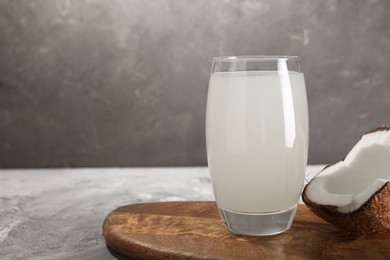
206;56;309;236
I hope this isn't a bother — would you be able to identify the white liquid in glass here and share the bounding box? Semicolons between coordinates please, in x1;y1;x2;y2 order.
206;71;309;213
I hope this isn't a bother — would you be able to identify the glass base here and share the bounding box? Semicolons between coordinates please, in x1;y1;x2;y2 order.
219;205;297;236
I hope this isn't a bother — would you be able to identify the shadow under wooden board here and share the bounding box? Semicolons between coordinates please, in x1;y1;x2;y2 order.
103;201;390;259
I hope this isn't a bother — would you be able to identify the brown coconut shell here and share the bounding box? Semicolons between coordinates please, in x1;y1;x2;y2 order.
367;125;390;134
303;180;390;235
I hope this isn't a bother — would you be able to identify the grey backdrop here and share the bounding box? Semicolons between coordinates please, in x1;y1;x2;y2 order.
0;0;389;168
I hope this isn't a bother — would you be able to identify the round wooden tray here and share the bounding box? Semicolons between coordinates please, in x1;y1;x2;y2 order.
103;201;390;259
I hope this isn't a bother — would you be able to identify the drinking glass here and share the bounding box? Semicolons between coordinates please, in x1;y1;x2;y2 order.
206;56;309;236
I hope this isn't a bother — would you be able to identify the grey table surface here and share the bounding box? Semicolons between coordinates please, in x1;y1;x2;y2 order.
0;165;325;260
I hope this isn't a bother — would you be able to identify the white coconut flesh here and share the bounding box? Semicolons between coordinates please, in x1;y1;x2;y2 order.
305;129;390;213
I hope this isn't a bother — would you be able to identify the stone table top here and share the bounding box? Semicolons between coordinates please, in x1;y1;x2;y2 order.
0;165;325;260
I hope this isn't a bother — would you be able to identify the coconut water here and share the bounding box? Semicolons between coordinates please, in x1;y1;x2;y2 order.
206;71;309;212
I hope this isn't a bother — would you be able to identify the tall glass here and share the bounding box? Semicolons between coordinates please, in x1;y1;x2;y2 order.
206;56;309;236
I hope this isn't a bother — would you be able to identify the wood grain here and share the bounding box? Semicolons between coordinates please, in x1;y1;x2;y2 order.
103;201;390;259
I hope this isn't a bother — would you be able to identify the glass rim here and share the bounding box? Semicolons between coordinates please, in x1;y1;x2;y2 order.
213;55;300;62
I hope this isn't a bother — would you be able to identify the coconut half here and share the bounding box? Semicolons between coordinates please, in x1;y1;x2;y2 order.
303;126;390;234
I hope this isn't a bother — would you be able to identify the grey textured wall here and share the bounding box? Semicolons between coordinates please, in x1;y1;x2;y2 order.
0;0;389;168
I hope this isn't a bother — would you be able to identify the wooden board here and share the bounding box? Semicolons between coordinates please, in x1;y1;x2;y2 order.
103;201;390;259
